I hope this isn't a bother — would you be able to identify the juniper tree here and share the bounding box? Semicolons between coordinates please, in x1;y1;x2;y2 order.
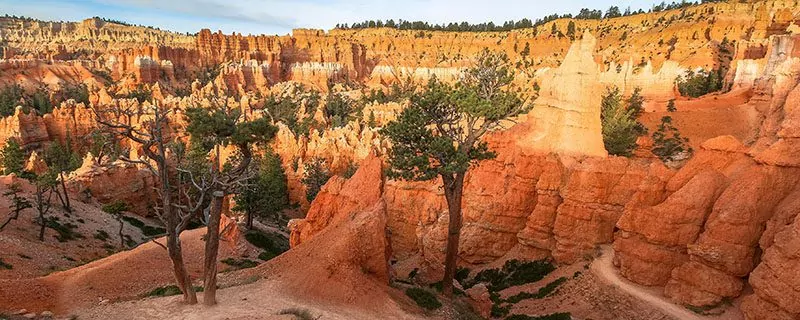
92;102;200;304
183;102;277;305
381;49;531;297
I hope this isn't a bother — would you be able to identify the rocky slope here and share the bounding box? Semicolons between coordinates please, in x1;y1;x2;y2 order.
2;1;800;319
288;30;800;319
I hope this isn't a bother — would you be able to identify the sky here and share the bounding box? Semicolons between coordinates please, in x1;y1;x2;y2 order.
1;0;667;36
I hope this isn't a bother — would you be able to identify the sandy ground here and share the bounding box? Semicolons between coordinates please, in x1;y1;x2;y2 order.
76;278;426;320
591;246;743;320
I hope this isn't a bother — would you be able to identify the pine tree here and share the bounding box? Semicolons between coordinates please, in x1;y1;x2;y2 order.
381;49;530;297
233;149;289;229
567;21;576;40
601;86;645;157
1;138;26;175
301;157;331;202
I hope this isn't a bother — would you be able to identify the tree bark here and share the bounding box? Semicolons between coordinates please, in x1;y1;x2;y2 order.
117;216;125;247
59;172;71;213
441;172;465;298
166;230;197;304
245;209;253;230
159;158;197;304
203;190;224;305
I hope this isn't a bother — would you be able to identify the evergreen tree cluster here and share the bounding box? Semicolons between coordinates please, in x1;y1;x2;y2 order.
601;86;647;157
676;69;724;98
0;84;89;117
336;1;717;32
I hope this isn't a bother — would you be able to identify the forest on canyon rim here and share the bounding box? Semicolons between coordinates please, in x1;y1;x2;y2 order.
1;0;800;319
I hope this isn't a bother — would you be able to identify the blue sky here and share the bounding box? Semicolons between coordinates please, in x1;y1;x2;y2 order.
2;0;666;35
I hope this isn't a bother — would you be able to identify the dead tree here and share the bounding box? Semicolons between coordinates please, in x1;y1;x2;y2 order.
92;102;201;304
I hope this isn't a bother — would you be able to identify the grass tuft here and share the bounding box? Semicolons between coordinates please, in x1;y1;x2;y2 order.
405;287;442;310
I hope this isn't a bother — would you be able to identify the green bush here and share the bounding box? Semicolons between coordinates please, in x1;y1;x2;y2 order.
652;115;692;162
506;313;572;320
258;251;277;261
505;277;567;303
278;308;316;320
93;230;110;241
221;258;259;270
0;258;12;270
677;69;723;98
405;287;442;310
466;259;556;291
46;218;84;242
244;230;289;262
121;216;166;237
146;285;203;297
491;303;512;318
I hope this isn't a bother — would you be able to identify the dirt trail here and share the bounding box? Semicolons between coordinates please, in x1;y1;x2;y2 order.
591;246;735;320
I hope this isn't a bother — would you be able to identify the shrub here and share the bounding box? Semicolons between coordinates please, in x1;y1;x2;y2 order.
121;216;166;237
466;259;556;291
146;285;203;297
102;201;129;215
505;277;567;303
93;230;110;241
220;258;259;270
506;313;572;320
46;218;84;242
244;230;289;260
324;93;359;128
278;308;316;320
491;303;512;318
0;258;12;270
405;287;442;310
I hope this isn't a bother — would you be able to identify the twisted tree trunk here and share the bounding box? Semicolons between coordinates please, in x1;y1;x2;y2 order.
203;190;225;305
441;172;465;298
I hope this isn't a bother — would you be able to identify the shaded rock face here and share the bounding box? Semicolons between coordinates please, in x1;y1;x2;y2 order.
289;154;384;246
67;157;155;216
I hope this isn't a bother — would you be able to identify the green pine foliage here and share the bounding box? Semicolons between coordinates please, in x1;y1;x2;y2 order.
0;84;26;117
652;114;692;162
381;50;530;182
601;86;646;157
677;69;724;98
324;93;359;128
1;138;26;175
233;149;289;221
301;157;331;202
